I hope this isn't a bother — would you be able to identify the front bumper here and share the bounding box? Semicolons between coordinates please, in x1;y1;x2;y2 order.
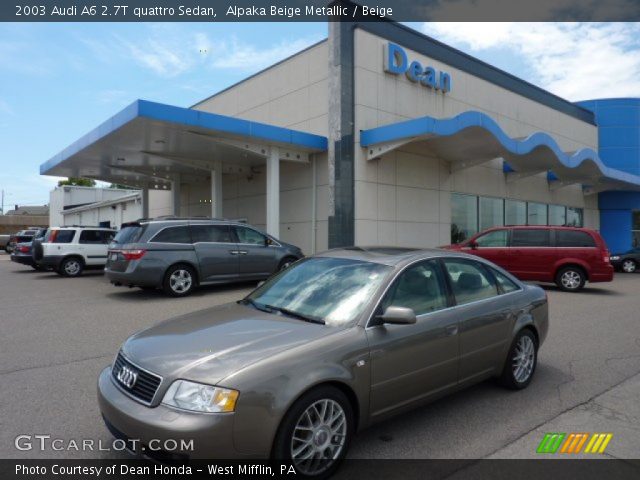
97;367;251;459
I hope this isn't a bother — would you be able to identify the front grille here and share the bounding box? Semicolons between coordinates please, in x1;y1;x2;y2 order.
112;352;162;405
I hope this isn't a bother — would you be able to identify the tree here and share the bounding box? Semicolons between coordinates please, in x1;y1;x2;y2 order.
57;177;96;187
108;183;136;190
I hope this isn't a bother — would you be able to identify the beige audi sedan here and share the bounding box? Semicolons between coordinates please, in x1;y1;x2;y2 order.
98;247;548;476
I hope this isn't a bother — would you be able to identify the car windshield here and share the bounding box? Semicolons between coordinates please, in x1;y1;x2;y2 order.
245;257;392;327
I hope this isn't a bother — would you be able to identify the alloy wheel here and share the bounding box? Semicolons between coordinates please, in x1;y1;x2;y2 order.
512;335;535;383
290;399;347;476
560;270;581;290
622;260;636;273
169;269;192;294
64;260;81;276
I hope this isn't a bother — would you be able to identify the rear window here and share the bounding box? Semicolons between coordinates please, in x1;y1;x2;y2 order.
511;229;551;247
49;229;76;244
112;225;145;245
191;225;233;243
151;226;192;244
556;230;596;247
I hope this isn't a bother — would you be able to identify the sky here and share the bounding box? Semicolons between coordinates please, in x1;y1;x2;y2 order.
1;21;639;209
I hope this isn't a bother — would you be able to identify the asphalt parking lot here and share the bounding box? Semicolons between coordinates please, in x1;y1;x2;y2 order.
1;252;640;461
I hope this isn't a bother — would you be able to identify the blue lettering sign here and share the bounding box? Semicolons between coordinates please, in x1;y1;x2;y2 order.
383;42;452;93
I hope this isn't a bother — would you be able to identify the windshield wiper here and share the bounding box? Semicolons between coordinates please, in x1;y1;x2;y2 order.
238;298;272;314
264;305;325;325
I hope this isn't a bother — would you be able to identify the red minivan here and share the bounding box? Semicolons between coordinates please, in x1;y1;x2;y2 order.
444;226;613;292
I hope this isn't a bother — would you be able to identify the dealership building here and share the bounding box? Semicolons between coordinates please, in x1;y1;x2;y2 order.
40;20;640;254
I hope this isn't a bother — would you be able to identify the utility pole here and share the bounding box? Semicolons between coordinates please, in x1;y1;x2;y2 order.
1;189;4;215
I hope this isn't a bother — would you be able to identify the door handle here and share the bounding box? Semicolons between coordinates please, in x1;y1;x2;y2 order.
445;325;458;336
237;250;248;255
229;250;239;255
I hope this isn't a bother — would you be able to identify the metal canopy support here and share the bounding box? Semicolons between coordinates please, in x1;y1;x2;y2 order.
141;188;149;219
365;138;416;161
172;173;182;216
211;160;223;219
266;147;280;237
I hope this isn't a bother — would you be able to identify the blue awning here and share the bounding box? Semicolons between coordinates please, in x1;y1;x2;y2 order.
361;111;640;193
40;100;328;189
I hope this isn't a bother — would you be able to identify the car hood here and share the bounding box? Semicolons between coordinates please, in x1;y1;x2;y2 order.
121;302;335;385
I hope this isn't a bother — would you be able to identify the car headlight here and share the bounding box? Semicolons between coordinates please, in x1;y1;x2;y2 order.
610;256;620;260
162;380;239;413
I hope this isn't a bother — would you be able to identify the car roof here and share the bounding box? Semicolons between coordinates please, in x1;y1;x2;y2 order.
316;246;478;267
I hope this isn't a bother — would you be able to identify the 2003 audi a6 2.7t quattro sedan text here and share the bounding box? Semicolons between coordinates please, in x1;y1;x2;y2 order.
98;247;548;476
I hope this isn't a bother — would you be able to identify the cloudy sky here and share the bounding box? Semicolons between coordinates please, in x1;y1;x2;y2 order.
1;22;639;208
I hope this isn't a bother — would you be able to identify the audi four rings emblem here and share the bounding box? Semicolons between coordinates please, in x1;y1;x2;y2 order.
117;366;138;389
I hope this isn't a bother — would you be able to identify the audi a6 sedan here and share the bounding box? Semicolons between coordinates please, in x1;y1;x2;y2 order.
98;247;548;476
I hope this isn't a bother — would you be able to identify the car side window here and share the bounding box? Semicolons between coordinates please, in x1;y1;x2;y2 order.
381;261;448;316
102;231;115;244
443;259;499;305
556;230;596;247
191;225;233;243
491;268;521;294
234;226;266;245
151;226;192;244
52;230;75;244
511;229;551;247
79;230;104;244
475;229;508;247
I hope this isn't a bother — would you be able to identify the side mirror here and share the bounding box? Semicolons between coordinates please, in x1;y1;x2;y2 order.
265;237;273;246
257;280;266;288
469;240;478;250
380;306;416;325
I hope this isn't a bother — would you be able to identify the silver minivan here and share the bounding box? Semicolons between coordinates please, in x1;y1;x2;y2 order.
105;218;304;296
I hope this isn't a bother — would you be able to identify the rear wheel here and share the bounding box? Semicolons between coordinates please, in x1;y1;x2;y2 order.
500;329;538;390
59;257;84;277
622;259;637;273
163;264;196;297
555;266;586;292
273;386;353;478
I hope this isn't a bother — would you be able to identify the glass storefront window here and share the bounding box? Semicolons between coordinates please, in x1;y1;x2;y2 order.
505;200;526;225
548;205;567;226
566;207;584;227
479;197;504;230
527;202;547;225
451;193;478;243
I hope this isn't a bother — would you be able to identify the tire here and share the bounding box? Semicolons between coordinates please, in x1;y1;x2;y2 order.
621;259;637;273
499;329;538;390
162;264;196;297
278;256;298;272
59;257;84;277
555;266;586;292
272;386;354;478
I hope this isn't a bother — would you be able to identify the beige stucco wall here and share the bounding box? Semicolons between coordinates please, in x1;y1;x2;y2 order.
188;41;330;254
353;28;600;248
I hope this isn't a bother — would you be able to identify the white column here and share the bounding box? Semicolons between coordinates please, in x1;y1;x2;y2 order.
266;147;280;237
171;174;181;216
141;188;149;219
211;161;223;218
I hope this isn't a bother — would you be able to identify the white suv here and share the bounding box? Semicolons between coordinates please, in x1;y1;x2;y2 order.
35;226;117;277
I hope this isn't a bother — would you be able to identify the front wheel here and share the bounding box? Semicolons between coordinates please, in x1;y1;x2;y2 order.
555;266;586;292
163;265;196;297
500;329;538;390
621;259;637;273
272;386;353;478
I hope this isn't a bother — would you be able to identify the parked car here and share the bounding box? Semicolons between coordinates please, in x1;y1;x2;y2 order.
10;228;48;269
0;234;9;251
610;247;640;273
33;226;116;277
98;247;547;474
105;218;304;297
443;226;613;292
6;229;38;253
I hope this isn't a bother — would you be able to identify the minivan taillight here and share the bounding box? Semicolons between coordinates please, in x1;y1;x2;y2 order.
603;249;610;263
121;249;146;261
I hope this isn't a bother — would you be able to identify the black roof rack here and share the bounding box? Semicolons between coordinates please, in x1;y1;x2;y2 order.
135;216;247;223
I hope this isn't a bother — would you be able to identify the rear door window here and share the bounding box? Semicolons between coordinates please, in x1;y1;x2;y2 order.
79;230;105;244
191;225;233;243
556;230;596;247
151;226;192;244
511;229;551;247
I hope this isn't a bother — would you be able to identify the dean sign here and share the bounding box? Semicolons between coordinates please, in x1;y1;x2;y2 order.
384;42;452;93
